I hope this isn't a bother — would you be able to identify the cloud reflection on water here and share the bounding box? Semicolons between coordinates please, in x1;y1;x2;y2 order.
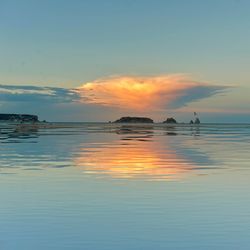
74;125;207;181
0;123;233;180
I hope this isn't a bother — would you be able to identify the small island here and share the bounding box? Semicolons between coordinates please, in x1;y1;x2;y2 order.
0;113;39;122
163;117;177;124
114;116;154;123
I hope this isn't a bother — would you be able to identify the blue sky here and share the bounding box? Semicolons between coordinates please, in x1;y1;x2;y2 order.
0;0;250;122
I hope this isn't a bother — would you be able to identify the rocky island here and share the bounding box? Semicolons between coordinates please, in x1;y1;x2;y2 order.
190;117;201;124
0;113;39;122
163;117;177;124
114;116;154;123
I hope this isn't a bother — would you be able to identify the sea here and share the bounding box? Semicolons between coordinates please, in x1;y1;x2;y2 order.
0;122;250;250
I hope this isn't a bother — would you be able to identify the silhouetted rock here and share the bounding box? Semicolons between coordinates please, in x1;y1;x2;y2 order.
114;116;154;123
0;113;39;122
190;120;194;124
194;118;200;124
163;117;177;124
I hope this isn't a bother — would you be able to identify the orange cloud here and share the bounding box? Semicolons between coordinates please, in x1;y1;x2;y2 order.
76;75;225;111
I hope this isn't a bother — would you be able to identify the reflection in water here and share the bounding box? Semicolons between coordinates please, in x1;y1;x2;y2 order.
115;125;154;141
190;125;200;136
74;126;205;180
75;140;196;180
0;122;249;180
0;124;39;142
164;125;177;136
115;125;154;135
1;123;250;250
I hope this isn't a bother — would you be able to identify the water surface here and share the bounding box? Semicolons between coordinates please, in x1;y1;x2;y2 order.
0;123;250;249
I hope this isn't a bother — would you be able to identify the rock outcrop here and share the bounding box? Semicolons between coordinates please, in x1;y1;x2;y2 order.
194;118;200;124
114;116;154;123
163;117;177;124
0;113;39;122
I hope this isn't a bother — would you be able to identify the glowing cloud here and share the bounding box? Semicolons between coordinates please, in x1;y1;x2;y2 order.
76;75;225;110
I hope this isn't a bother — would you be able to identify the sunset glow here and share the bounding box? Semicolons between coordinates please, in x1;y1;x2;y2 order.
74;138;196;180
76;75;223;111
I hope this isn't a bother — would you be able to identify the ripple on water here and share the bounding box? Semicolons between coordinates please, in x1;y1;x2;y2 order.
0;122;250;180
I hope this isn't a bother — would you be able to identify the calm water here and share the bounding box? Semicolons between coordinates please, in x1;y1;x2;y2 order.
0;122;250;249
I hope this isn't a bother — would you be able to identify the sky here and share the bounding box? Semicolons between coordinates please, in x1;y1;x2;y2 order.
0;0;250;122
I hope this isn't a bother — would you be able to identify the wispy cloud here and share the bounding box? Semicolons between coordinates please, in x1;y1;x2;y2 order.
76;75;227;111
0;84;79;103
168;85;226;109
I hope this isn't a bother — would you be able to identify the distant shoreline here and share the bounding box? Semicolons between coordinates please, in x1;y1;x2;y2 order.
1;121;250;125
